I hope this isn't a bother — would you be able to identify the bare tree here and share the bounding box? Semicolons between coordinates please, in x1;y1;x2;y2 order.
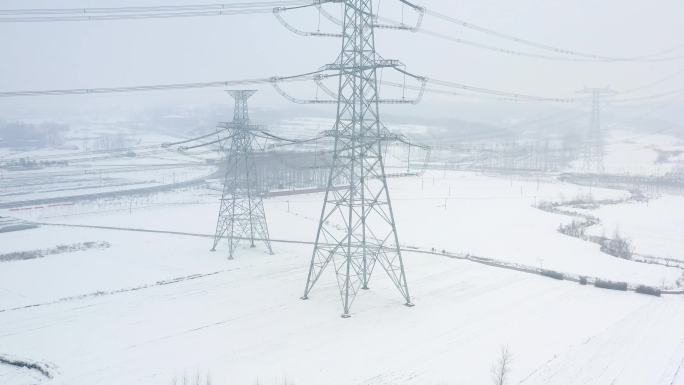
491;345;513;385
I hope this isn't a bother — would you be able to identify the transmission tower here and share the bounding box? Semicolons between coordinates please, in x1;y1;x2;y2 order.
577;87;615;173
211;90;273;259
295;0;417;318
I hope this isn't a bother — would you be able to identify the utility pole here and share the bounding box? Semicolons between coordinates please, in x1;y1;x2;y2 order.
576;87;615;173
211;90;273;259
298;0;416;317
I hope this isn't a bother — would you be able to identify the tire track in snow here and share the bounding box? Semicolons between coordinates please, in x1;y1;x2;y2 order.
668;337;684;385
518;300;680;385
517;300;657;384
0;269;236;314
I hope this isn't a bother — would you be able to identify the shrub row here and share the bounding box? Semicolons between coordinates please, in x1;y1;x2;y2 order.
540;269;564;280
594;279;628;291
635;285;661;297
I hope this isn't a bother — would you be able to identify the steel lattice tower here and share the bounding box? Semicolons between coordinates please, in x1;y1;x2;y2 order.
301;0;413;317
577;87;615;173
211;90;273;259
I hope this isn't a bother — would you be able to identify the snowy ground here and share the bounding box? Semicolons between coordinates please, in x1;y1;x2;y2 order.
601;130;684;175
0;130;217;206
2;169;684;385
586;194;684;262
560;130;684;176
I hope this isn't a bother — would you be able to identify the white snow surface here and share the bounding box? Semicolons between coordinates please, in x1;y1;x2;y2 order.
1;170;684;385
587;194;684;261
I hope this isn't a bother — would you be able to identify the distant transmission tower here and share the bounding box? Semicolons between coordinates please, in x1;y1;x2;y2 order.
577;87;615;173
211;90;273;259
295;0;418;317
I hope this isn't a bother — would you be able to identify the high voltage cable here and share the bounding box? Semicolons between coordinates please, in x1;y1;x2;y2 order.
380;80;520;102
412;27;684;63
0;80;270;97
608;95;684;141
617;67;684;94
179;136;230;150
607;87;684;103
426;79;577;102
4;0;681;65
0;71;323;97
257;130;326;144
1;60;664;105
396;68;579;102
373;10;684;63
0;72;580;103
373;8;684;63
0;1;305;22
162;128;229;148
414;28;587;62
0;9;277;23
4;0;681;66
0;2;302;15
417;5;684;63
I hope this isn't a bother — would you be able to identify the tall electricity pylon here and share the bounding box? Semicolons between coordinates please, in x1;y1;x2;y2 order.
211;90;273;259
577;87;615;173
300;0;414;317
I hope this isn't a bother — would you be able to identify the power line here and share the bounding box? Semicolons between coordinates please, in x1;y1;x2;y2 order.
372;7;683;63
0;70;580;103
0;2;301;15
5;0;681;65
418;5;684;63
162;130;226;148
380;79;530;102
396;68;580;102
0;9;276;23
255;130;325;144
179;136;230;151
617;67;684;94
0;2;305;22
0;80;268;97
411;27;684;63
414;28;591;62
608;87;684;103
0;71;323;97
425;79;577;102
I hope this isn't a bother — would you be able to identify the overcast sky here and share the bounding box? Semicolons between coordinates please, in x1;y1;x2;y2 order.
1;0;683;123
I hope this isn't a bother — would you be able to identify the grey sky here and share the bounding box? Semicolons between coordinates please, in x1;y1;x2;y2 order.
1;0;683;122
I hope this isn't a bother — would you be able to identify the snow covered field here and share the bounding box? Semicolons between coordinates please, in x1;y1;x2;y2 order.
601;130;684;175
2;170;684;385
586;194;684;261
0;130;217;207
